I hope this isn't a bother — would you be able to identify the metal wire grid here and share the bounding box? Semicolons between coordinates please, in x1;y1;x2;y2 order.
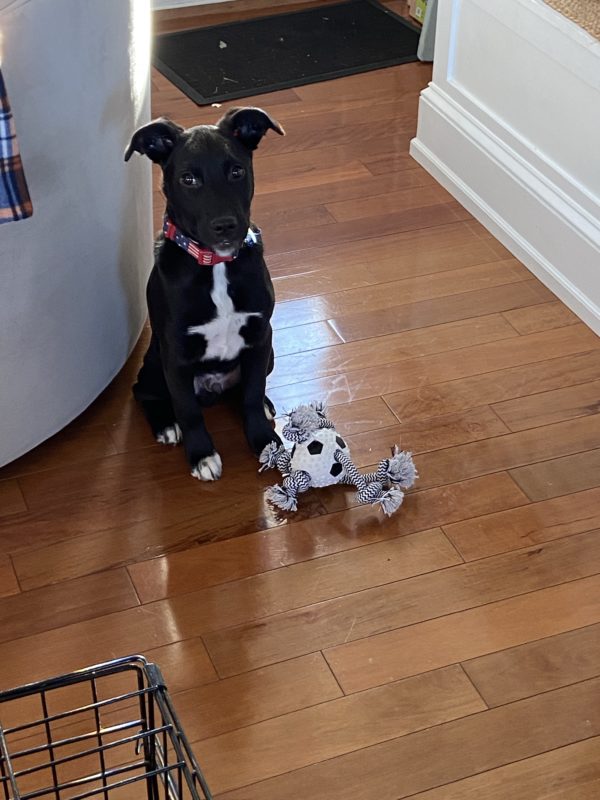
0;657;212;800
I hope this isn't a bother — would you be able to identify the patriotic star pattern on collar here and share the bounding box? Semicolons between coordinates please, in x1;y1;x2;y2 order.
162;217;260;266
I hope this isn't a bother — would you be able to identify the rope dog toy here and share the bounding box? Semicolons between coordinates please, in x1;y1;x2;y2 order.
259;402;417;516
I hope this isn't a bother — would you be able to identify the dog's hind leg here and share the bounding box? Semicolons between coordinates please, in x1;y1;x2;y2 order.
264;395;276;421
133;334;181;445
263;347;277;420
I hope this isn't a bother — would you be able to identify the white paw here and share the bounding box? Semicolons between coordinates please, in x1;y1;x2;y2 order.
191;453;223;481
264;401;276;421
156;424;182;445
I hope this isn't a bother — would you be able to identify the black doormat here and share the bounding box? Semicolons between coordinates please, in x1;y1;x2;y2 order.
153;0;421;105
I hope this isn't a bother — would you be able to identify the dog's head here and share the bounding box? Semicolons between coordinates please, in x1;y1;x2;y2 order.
125;107;284;256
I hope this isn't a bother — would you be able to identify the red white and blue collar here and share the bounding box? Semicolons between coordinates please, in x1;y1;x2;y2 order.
163;216;260;266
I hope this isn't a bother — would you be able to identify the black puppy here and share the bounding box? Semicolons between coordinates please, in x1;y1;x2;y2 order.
125;107;283;480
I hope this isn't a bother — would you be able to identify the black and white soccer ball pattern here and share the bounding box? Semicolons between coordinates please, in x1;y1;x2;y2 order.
288;427;350;487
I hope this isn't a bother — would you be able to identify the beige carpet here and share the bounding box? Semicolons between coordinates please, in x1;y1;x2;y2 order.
545;0;600;39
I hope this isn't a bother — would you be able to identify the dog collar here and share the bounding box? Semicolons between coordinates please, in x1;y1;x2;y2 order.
162;217;260;266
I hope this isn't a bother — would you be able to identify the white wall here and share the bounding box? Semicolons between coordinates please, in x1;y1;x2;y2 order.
0;0;153;466
411;0;600;335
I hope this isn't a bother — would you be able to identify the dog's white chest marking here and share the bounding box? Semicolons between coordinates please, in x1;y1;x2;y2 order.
187;262;261;361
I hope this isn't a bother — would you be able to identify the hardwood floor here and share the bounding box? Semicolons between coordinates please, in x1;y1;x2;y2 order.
1;2;600;798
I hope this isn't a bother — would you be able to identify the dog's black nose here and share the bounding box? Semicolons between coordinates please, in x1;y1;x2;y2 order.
209;216;238;237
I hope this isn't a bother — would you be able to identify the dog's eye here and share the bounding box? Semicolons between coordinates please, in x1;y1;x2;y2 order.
229;165;246;181
179;172;200;187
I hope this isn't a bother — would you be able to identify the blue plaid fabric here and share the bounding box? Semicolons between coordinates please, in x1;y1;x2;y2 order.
0;69;32;224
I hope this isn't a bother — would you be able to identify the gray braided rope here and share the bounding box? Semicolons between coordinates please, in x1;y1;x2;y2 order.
333;449;410;516
265;470;312;512
281;402;335;444
317;417;335;429
334;449;368;490
281;426;309;444
258;442;292;473
354;448;418;489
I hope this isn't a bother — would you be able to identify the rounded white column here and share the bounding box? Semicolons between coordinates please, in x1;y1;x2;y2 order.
0;0;153;466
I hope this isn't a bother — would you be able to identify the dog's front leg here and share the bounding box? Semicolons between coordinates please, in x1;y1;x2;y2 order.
240;334;281;456
165;370;222;481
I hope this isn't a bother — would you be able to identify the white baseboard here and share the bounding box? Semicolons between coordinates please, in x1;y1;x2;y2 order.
410;86;600;336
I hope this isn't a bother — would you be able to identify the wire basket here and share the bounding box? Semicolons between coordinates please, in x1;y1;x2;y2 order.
0;656;212;800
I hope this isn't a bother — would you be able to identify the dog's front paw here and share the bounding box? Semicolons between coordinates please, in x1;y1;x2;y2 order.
246;422;282;457
156;423;182;445
191;452;223;481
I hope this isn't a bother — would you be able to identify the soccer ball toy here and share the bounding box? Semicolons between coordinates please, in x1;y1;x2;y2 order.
259;402;417;516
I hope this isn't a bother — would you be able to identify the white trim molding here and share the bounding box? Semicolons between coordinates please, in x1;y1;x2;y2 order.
411;0;600;336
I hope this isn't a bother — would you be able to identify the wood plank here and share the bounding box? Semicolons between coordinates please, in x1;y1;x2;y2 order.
329;280;553;343
254;140;384;194
272;320;342;356
2;433;324;554
324;396;398;436
364;150;416;175
131;529;462;632
0;556;19;599
265;200;469;255
203;530;600;678
268;219;506;286
503;300;579;334
443;486;600;561
326;184;455;222
273;260;529;329
218;679;600;800
256;158;371;195
198;666;484;794
345;406;510;467
173;653;342;742
187;105;419;161
144;637;218;694
106;399;246;455
0;638;218;738
292;62;430;102
411;414;600;492
0;570;139;645
130;527;460;608
0;424;117;480
254;167;436;217
267;324;600;411
221;87;415;131
93;395;384;444
250;203;336;233
124;472;525;604
385;349;600;424
271;314;517;388
0;480;26;516
463;623;600;707
324;572;600;694
380;738;600;800
509;448;600;501
492;380;600;431
0;604;184;691
261;112;420;161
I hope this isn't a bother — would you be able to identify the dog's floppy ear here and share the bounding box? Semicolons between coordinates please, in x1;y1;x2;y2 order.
218;107;285;151
124;118;184;164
